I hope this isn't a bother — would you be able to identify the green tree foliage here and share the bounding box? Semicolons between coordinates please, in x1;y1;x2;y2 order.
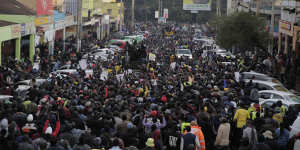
215;12;269;52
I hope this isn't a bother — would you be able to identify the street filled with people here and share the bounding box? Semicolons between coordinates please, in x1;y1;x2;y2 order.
0;23;300;150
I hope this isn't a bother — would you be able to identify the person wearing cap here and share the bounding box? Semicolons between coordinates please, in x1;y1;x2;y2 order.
180;126;201;150
142;138;156;150
261;130;281;150
22;114;37;135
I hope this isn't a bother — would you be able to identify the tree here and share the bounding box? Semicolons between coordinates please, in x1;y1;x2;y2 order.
215;12;269;53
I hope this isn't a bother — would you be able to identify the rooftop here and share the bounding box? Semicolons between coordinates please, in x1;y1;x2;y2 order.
0;0;35;15
0;20;16;27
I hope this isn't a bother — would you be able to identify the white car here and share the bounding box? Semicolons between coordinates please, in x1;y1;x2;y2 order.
16;79;47;92
221;62;235;66
107;45;123;51
213;49;236;59
50;69;93;78
82;48;115;60
259;90;300;103
260;99;298;109
0;95;13;103
240;71;282;84
175;49;193;59
244;79;289;92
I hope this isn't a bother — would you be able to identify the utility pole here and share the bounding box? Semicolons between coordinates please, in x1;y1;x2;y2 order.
256;0;260;16
270;0;275;55
216;0;221;16
158;0;161;18
77;0;82;52
131;0;135;32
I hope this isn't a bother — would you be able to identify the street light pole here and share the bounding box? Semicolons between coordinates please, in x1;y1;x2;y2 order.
131;0;135;32
256;0;260;16
270;0;275;54
77;0;82;52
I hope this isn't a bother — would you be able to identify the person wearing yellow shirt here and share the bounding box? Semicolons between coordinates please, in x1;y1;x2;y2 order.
115;65;121;74
233;104;250;148
234;106;250;128
273;107;283;127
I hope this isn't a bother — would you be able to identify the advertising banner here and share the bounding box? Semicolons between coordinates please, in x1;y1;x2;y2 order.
155;11;159;19
279;20;294;36
163;9;168;19
183;0;212;11
36;0;53;16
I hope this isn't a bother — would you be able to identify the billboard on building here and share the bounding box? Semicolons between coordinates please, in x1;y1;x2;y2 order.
155;11;159;18
163;9;168;19
279;20;294;36
36;0;53;16
183;0;212;11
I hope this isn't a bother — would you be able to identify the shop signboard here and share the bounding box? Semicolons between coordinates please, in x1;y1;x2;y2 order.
183;0;212;11
36;0;53;16
35;17;50;26
54;20;65;30
279;20;294;36
11;24;21;38
158;17;166;24
65;15;76;26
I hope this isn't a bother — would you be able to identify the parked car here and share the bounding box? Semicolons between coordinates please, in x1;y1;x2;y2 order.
260;99;299;109
16;79;47;92
49;69;93;78
244;79;289;92
0;95;13;103
175;49;193;59
213;49;236;59
259;90;300;103
240;71;282;84
82;48;115;60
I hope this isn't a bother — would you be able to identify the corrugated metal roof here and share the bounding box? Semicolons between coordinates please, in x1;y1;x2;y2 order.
0;0;35;15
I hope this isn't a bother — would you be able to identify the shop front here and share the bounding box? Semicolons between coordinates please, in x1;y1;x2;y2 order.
278;20;294;54
35;16;54;57
292;25;300;56
0;22;35;66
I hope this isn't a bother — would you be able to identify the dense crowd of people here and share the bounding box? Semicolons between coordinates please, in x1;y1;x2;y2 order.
0;23;299;150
